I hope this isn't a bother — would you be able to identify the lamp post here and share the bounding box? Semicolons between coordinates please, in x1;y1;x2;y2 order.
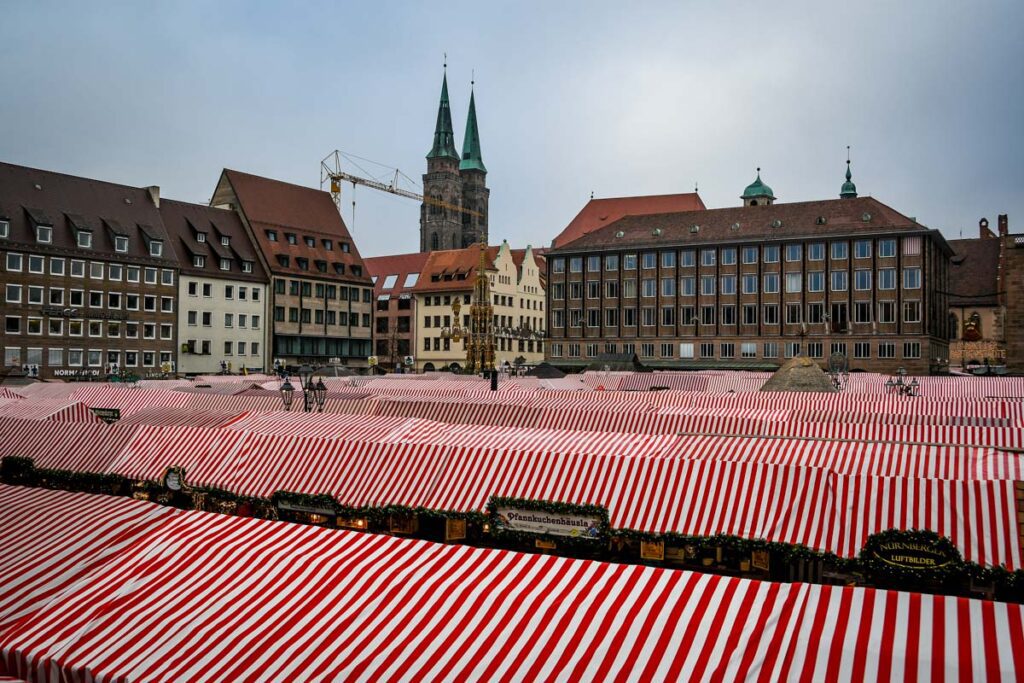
884;367;919;397
279;364;328;412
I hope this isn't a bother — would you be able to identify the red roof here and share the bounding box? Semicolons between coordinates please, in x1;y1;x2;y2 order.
413;244;499;294
364;252;429;296
552;193;706;248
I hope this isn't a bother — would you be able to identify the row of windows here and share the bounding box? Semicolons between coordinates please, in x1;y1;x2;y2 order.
265;229;350;254
551;268;921;300
552;300;922;328
4;285;174;313
4;317;174;339
549;340;923;360
4;253;175;285
189;254;254;273
186;282;261;301
186;311;261;329
274;280;371;302
3;347;173;368
551;238;921;274
183;340;261;357
6;222;166;257
421;336;540;354
273;307;370;327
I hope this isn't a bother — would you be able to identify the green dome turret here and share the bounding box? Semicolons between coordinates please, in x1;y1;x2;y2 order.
840;148;857;199
741;168;775;206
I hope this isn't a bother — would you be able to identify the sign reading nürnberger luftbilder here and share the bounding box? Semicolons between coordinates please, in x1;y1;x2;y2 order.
860;529;962;581
871;540;955;568
493;506;603;539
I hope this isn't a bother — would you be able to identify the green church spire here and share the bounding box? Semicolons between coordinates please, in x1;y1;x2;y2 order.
460;83;486;173
840;146;858;199
427;67;460;161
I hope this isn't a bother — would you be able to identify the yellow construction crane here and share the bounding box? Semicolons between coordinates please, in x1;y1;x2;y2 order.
320;150;481;230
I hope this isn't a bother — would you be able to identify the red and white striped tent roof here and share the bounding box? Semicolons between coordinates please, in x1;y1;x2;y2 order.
2;485;1023;682
0;399;103;423
0;389;24;400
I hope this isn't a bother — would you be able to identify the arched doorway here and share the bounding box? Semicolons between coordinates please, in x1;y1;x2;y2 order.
423;362;435;372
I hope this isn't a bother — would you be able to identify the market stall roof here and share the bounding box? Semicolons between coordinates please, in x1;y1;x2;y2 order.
2;485;1022;682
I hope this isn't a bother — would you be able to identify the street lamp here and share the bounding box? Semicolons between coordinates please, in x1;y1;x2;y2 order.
279;378;295;410
279;365;328;412
884;367;919;397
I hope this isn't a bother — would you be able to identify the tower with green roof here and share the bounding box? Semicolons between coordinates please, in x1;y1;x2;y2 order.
459;84;489;249
741;168;776;206
840;148;858;199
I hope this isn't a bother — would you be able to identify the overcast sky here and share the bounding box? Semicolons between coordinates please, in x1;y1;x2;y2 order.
2;1;1021;256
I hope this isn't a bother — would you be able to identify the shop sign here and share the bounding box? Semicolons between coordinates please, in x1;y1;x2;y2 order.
751;549;770;572
277;500;336;517
862;531;960;572
90;407;121;423
55;369;101;377
445;518;467;542
665;546;687;562
640;540;665;561
493;505;603;539
535;538;557;550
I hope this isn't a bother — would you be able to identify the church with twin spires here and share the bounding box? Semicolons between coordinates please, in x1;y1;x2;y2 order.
419;68;490;252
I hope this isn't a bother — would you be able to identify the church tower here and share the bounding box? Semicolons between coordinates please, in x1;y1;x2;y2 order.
420;67;464;252
459;84;489;248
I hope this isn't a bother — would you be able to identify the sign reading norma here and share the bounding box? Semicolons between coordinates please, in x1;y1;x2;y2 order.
860;529;963;581
488;497;608;541
90;407;121;423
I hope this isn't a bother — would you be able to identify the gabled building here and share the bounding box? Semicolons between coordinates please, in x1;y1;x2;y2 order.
948;215;1009;369
160;200;270;374
0;162;180;379
211;170;373;367
546;164;954;374
364;252;428;371
412;242;546;372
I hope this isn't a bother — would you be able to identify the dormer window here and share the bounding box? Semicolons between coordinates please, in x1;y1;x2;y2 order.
296;257;309;271
322;239;333;250
286;233;297;245
221;236;230;247
197;232;206;243
193;255;205;267
36;225;52;244
341;242;350;253
77;231;93;248
315;260;327;273
333;262;345;274
304;236;315;247
219;258;231;271
242;261;253;273
266;230;277;241
351;265;362;277
0;220;8;239
276;255;290;267
149;240;163;257
114;236;129;253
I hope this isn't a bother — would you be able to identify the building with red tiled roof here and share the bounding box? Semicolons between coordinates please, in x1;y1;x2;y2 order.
364;252;429;371
545;166;955;375
551;192;706;249
408;242;546;372
948;215;1009;368
212;170;373;367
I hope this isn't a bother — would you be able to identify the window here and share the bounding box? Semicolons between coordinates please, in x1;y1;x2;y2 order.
680;276;695;297
720;305;736;325
569;282;582;300
742;246;758;264
642;252;656;269
661;277;675;297
700;305;715;325
107;293;121;309
603;254;619;271
807;342;823;358
855;270;872;291
903;342;921;359
642;279;657;297
266;230;278;242
105;264;121;281
903;237;922;256
785;273;802;293
807;243;824;261
161;270;173;286
77;231;92;248
143;323;156;339
830;271;848;292
115;236;128;252
252;315;260;329
48;348;62;366
623;253;637;270
202;312;212;326
680;250;695;267
878;239;897;258
570;257;583;273
107;322;120;338
143;295;156;312
879;342;896;359
720;275;736;295
88;320;102;337
28;255;44;273
5;284;21;303
144;267;157;284
5;317;20;334
661;251;676;268
604;308;618;327
721;248;737;266
188;311;198;326
220;258;231;271
720;343;735;358
149;240;163;257
743;304;757;325
589;309;603;328
878;268;896;290
786;303;802;324
88;262;103;280
903;268;921;289
854;342;870;359
552;258;565;274
605;281;619;298
854;302;872;323
740;275;757;296
680;305;696;325
807;303;824;324
785;343;801;359
70;290;84;307
680;342;694;359
587;280;600;299
741;342;757;358
763;304;779;325
831;242;848;260
807;271;824;292
126;266;139;282
6;253;22;272
71;260;86;277
661;306;675;325
0;220;7;239
763;245;780;263
763;342;779;358
878;301;896;324
700;343;715;359
49;288;63;305
786;244;802;262
701;249;715;267
50;258;65;276
700;275;715;296
903;301;921;323
854;240;872;259
763;273;779;294
224;341;233;356
586;255;600;272
197;232;207;243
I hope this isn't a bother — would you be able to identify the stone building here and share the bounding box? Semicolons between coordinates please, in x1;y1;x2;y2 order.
948;215;1008;369
546;164;954;375
0;162;179;379
412;242;546;372
420;70;489;252
211;170;374;368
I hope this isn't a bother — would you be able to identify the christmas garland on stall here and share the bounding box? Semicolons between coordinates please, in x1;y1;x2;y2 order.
484;496;611;552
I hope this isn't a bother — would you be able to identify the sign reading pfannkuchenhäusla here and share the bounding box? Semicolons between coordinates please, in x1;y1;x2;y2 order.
494;506;603;539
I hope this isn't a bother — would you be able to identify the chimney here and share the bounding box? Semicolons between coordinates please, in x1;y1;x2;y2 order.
998;214;1009;237
145;185;160;208
979;217;993;239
